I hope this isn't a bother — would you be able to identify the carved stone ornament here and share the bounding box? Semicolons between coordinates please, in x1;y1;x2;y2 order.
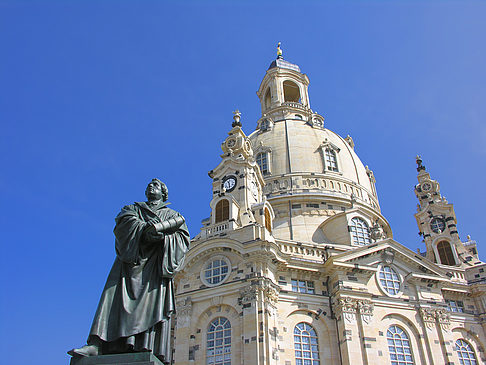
335;297;358;324
371;220;386;242
239;280;279;307
435;309;451;331
239;285;258;305
357;300;374;324
175;297;193;328
381;248;395;265
419;308;437;330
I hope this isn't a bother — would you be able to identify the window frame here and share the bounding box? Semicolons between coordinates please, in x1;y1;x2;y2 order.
446;299;464;313
349;216;371;246
386;325;415;365
318;141;341;174
215;199;230;223
206;317;232;365
436;240;457;266
455;339;478;365
291;279;315;294
377;264;402;298
201;255;232;287
293;322;320;365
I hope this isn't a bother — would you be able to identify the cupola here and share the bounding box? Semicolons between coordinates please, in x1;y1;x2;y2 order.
256;43;311;115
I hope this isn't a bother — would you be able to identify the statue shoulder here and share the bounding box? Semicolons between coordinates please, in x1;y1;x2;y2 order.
116;203;141;219
164;206;184;219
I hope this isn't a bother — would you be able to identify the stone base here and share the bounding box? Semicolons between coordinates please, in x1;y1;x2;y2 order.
69;352;163;365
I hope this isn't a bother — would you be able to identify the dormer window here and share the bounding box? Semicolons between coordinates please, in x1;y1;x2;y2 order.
256;153;269;175
324;148;338;172
350;217;371;245
260;119;270;131
215;199;229;223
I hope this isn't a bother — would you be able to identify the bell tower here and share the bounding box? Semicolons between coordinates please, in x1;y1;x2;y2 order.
203;111;274;237
414;156;478;266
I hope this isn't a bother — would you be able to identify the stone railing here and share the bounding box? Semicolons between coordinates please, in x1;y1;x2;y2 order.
278;241;326;263
200;221;230;239
281;101;307;110
263;173;380;211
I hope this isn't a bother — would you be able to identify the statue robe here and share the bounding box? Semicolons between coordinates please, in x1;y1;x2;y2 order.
88;201;190;363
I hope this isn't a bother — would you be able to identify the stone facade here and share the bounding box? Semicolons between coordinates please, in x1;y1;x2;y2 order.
173;54;486;365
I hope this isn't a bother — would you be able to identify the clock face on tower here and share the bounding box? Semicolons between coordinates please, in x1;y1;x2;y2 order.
222;176;237;192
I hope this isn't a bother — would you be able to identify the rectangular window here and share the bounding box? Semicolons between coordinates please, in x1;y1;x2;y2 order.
292;204;301;209
306;203;319;208
291;279;315;294
446;299;464;313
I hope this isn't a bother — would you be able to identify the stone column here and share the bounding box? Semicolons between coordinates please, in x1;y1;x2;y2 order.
239;284;260;365
334;297;365;365
356;299;374;365
419;307;448;364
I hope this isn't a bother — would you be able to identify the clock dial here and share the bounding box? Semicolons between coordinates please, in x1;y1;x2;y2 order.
422;182;432;192
227;138;236;148
222;176;237;192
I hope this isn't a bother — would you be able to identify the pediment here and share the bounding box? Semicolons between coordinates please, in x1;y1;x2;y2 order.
324;239;449;282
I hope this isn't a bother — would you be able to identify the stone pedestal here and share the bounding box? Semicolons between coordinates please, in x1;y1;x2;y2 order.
69;353;163;365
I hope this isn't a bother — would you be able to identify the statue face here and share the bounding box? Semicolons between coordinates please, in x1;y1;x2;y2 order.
145;180;163;201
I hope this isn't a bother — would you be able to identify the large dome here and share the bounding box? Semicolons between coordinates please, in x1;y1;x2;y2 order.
248;118;379;212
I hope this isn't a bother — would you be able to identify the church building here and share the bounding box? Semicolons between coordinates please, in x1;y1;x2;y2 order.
173;47;486;365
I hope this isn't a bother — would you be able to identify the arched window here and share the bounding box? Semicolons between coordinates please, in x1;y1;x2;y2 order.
264;208;272;233
437;241;456;266
207;317;231;365
379;266;401;296
283;80;300;102
455;339;477;365
294;322;319;365
324;148;338;172
350;217;371;245
264;88;271;109
256;152;269;175
387;325;414;365
215;200;229;223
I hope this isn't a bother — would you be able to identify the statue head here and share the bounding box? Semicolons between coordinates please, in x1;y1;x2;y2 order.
145;178;168;202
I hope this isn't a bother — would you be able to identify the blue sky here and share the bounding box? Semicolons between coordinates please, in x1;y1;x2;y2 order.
1;1;485;364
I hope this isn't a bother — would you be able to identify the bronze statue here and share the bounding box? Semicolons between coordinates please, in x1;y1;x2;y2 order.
68;179;190;364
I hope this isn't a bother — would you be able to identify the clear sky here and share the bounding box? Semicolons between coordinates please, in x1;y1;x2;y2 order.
1;1;485;364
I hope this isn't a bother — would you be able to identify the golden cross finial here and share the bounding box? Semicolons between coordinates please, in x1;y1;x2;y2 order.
277;42;283;58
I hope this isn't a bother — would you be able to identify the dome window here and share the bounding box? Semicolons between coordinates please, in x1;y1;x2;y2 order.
256;152;269;175
436;240;456;266
350;217;371;245
283;80;301;103
324;148;338;172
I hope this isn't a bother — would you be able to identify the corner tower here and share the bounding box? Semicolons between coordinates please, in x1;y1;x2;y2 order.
414;156;479;267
